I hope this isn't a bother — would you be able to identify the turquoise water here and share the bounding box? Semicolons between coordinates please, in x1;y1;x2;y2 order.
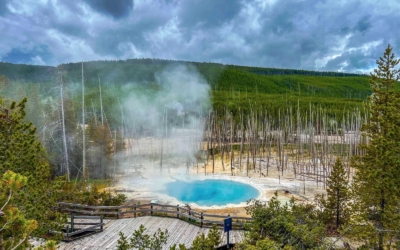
165;179;260;206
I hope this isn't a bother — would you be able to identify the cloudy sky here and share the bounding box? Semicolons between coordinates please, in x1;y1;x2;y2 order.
0;0;399;73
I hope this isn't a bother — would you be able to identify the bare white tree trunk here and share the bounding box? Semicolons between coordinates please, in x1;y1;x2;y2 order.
59;74;70;182
99;77;104;126
82;62;86;180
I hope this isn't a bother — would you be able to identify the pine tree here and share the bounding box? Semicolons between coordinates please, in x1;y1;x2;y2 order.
191;224;221;250
25;85;43;130
116;224;169;250
239;194;326;249
0;171;38;250
205;224;221;248
351;44;400;249
316;158;350;230
0;97;66;239
191;233;209;250
86;118;114;179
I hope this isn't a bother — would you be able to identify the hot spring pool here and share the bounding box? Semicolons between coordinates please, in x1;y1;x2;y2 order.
165;179;260;206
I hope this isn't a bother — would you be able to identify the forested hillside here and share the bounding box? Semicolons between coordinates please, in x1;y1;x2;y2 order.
0;62;54;83
0;59;374;179
0;59;372;117
1;59;370;94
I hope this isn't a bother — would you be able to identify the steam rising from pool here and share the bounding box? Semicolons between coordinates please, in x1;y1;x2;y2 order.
165;179;260;206
114;64;218;202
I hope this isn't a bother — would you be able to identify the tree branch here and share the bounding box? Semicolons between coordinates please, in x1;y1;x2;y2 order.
0;222;9;232
10;236;28;250
0;190;12;212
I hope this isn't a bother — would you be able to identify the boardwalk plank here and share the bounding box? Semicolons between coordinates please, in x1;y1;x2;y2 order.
58;217;244;249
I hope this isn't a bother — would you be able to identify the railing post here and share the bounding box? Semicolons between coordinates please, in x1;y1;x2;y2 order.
134;205;136;218
177;205;179;219
71;214;74;232
201;212;203;228
100;216;103;231
151;205;153;216
227;214;231;249
116;207;119;219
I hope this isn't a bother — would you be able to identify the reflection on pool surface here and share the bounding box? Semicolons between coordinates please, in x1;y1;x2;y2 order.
165;179;260;206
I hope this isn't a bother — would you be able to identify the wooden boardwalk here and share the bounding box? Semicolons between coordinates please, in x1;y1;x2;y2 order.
57;216;245;249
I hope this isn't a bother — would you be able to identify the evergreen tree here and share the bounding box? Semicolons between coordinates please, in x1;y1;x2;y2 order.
35;240;57;250
168;243;187;250
191;234;209;250
316;158;350;230
351;44;400;249
0;97;66;239
191;224;221;250
116;224;169;250
25;85;43;130
238;193;326;249
115;129;125;153
206;224;221;248
86;118;114;179
117;232;130;250
0;171;37;250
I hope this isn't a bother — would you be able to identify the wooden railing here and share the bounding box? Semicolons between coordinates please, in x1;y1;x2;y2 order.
49;215;105;241
57;202;253;229
64;215;104;241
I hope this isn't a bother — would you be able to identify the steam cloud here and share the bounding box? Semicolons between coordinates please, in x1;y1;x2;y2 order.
117;64;210;180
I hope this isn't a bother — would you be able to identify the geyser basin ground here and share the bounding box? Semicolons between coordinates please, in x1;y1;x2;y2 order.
165;179;260;206
116;164;321;211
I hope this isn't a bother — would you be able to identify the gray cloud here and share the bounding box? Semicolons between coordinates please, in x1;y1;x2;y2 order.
178;0;242;28
84;0;134;19
0;0;10;15
0;0;399;73
355;16;371;34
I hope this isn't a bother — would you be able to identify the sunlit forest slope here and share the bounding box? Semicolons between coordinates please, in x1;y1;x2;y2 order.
0;59;373;120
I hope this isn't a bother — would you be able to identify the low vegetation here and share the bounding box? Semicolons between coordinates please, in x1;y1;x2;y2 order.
116;224;220;250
